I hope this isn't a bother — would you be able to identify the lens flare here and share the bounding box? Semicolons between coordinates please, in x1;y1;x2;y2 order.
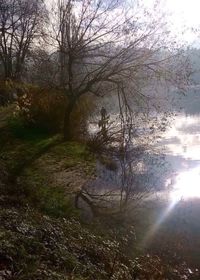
171;167;200;203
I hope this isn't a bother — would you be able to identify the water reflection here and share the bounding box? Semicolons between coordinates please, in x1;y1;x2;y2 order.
141;113;200;251
162;114;200;200
89;112;200;202
164;114;200;160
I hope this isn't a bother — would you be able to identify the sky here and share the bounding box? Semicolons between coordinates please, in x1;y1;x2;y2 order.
47;0;200;46
166;0;200;26
145;0;200;45
145;0;200;26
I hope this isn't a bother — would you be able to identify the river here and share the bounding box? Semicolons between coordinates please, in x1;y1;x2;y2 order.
86;90;200;269
136;109;200;269
160;113;200;201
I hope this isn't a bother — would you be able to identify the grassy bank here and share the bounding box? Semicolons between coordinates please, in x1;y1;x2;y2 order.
0;106;199;280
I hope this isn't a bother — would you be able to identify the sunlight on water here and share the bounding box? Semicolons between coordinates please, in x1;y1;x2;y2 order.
164;114;200;160
143;165;200;247
142;113;200;248
171;167;200;202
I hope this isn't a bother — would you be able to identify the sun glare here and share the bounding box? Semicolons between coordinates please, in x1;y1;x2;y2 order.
166;0;200;25
144;0;200;44
171;167;200;202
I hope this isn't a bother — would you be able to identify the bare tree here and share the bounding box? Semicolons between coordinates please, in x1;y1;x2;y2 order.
0;0;47;81
48;0;190;140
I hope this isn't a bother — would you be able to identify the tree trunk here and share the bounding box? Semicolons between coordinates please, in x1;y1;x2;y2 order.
4;61;12;80
63;98;75;141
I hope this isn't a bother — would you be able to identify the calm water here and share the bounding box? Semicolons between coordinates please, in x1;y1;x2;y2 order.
88;93;200;267
162;113;200;201
89;111;200;201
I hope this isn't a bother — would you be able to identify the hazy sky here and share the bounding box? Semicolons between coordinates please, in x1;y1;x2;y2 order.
166;0;200;25
47;0;200;46
146;0;200;45
145;0;200;25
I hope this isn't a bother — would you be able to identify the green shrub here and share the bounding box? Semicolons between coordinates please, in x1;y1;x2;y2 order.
0;80;16;105
16;86;96;139
17;87;66;133
8;115;51;140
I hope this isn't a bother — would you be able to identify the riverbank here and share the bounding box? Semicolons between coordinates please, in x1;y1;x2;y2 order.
0;106;200;279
